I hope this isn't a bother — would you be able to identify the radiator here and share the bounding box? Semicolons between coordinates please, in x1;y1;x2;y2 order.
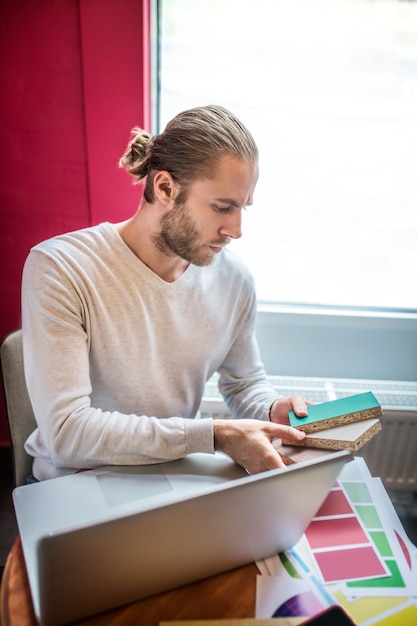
200;375;417;491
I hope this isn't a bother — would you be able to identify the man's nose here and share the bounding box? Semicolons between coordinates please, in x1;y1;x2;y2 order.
219;212;242;240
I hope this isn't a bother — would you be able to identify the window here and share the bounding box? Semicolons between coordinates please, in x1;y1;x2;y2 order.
157;0;417;311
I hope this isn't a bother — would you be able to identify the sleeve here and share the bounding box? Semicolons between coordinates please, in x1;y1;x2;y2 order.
217;280;278;421
21;250;214;472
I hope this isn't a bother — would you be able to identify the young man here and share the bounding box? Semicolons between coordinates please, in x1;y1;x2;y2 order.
22;104;307;481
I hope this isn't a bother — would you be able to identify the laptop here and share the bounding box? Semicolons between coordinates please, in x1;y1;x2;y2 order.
13;449;351;625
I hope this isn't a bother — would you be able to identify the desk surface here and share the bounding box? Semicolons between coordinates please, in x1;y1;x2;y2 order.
1;536;258;626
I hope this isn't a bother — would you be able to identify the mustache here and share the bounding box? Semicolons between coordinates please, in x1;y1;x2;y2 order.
209;238;231;246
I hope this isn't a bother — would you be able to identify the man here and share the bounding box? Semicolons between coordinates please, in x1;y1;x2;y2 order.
22;104;307;481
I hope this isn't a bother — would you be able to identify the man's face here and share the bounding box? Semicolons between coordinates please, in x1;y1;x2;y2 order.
153;156;258;266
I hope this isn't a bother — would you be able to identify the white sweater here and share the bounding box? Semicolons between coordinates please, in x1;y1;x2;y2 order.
21;223;276;480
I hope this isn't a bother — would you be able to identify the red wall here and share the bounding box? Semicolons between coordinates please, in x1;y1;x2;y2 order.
0;0;150;444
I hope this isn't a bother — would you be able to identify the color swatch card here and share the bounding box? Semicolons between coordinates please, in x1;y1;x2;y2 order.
303;485;388;584
338;463;417;598
302;459;417;597
256;548;417;626
256;549;331;619
255;457;417;625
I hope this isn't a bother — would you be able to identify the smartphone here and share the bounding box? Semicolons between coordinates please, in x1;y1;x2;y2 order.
300;605;357;625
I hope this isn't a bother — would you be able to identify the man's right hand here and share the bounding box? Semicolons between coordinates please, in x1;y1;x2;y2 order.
213;418;306;474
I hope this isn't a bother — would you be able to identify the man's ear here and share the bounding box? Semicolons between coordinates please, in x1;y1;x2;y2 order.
153;170;178;205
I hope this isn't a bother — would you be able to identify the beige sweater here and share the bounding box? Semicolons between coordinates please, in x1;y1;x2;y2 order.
22;223;276;480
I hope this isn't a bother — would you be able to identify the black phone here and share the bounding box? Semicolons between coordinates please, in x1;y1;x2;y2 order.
300;605;357;625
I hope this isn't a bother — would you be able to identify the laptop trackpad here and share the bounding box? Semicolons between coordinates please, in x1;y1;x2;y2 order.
97;466;173;507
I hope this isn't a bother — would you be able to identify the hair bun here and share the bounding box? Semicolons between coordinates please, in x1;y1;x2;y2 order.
119;127;153;182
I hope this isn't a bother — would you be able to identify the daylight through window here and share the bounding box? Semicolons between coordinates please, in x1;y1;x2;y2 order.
158;0;417;310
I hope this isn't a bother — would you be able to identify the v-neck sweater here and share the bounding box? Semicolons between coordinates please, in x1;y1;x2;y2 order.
22;223;276;480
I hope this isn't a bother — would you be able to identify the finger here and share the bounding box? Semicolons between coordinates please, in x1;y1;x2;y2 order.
281;423;306;443
263;422;305;444
290;394;309;417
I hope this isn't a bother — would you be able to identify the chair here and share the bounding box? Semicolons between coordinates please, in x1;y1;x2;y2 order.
0;329;37;487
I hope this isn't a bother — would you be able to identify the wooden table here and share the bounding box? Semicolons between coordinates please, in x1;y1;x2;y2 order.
1;536;258;625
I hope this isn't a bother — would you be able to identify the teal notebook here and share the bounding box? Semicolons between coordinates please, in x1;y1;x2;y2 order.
288;391;382;434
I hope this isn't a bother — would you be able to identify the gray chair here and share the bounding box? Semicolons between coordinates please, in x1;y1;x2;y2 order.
0;329;37;487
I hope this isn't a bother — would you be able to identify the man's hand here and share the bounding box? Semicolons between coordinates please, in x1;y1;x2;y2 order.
269;394;313;425
213;418;306;474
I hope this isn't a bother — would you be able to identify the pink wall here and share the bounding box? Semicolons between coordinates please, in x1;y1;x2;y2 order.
0;0;150;444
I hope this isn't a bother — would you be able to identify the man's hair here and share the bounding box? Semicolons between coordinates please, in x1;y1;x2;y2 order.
119;104;258;202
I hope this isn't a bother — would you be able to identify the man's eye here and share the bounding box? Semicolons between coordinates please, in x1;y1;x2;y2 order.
214;205;231;213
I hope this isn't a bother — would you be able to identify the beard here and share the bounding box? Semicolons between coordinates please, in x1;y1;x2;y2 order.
152;200;229;267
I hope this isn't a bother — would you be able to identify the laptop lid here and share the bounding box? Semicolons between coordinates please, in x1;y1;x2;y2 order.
13;450;350;625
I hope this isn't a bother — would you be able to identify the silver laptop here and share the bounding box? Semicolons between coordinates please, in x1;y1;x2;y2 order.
13;450;350;625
